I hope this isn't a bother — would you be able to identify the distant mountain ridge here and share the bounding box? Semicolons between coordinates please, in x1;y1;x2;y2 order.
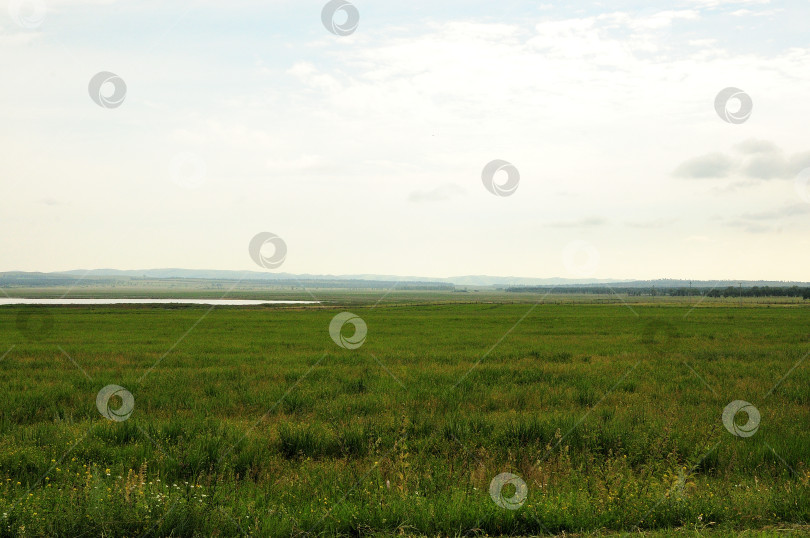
54;269;623;286
0;270;808;288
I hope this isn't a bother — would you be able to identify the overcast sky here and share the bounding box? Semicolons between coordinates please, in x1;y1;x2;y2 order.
3;0;810;280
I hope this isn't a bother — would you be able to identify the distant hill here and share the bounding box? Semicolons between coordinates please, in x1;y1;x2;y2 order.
48;268;625;287
0;270;808;289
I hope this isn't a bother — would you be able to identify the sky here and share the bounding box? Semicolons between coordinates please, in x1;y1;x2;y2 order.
3;0;810;280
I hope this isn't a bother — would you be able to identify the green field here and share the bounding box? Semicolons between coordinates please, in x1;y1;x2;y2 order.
0;298;808;536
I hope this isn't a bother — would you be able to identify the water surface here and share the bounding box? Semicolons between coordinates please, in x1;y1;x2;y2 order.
0;298;319;306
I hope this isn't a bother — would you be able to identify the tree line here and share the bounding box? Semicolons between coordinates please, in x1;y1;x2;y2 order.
505;285;810;299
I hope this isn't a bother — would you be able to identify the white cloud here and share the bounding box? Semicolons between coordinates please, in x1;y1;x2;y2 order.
675;141;810;181
685;0;771;7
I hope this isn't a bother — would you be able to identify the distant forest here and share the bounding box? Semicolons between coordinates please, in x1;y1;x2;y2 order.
506;285;810;299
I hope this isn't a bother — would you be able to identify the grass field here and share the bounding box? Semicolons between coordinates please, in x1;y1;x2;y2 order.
0;298;808;536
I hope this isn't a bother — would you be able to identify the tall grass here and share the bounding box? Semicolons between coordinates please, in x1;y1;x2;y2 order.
0;303;808;535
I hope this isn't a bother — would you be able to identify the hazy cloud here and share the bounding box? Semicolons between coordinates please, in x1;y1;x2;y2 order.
408;183;464;203
724;203;810;234
740;203;810;221
686;0;772;7
725;220;775;234
674;153;733;178
624;218;677;229
547;217;607;228
734;139;779;154
675;141;810;181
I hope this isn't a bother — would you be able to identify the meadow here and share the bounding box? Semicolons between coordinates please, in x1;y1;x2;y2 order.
0;294;808;536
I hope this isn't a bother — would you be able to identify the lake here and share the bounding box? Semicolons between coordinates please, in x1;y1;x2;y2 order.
0;299;319;306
